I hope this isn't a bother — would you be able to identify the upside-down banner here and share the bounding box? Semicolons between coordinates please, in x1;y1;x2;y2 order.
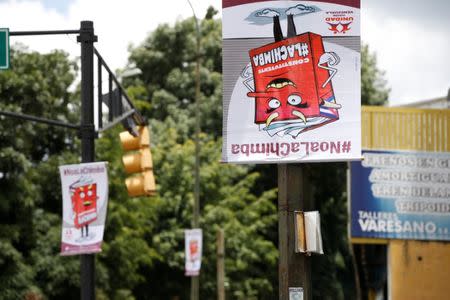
222;0;361;163
59;162;109;255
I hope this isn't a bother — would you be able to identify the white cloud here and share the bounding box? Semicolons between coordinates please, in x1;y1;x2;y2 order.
2;0;222;72
362;3;450;105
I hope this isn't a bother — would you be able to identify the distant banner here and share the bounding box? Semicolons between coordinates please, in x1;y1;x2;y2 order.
59;162;109;255
222;0;361;163
351;150;450;241
185;229;203;276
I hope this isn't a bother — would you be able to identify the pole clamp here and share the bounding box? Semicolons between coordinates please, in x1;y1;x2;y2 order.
77;33;98;43
78;124;97;139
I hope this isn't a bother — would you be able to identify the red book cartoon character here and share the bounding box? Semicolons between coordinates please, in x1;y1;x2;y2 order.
189;240;199;262
247;11;341;138
69;176;98;237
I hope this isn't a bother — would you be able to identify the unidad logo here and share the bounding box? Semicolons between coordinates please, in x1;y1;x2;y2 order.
325;12;354;34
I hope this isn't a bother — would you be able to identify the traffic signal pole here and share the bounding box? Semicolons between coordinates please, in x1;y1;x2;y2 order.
6;21;142;300
7;22;99;300
78;20;97;300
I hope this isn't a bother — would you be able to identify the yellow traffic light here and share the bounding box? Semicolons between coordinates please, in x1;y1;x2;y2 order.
119;126;156;197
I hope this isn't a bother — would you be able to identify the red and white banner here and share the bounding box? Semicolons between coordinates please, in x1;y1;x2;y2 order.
59;162;108;256
185;229;203;276
222;0;361;163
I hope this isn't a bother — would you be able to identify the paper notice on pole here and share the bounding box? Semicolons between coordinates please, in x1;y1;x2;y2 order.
185;229;203;276
59;162;109;256
295;211;324;254
304;211;324;254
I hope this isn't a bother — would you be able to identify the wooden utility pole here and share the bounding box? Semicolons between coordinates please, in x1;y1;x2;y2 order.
217;229;225;300
278;164;312;300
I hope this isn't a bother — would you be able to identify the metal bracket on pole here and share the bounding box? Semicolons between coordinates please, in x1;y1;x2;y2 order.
77;26;97;44
78;124;98;139
94;47;146;133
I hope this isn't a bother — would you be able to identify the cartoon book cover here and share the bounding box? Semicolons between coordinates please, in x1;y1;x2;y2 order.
185;229;203;276
222;0;361;163
59;162;109;256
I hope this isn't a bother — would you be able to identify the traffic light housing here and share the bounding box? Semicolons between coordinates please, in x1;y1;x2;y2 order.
119;126;156;197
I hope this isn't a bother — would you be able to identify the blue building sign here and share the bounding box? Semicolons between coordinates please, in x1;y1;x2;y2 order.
351;150;450;241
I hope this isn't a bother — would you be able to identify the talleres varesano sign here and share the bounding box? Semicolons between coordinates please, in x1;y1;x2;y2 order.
222;0;361;163
351;151;450;241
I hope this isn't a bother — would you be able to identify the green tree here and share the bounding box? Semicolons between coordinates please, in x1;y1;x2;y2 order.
0;46;80;299
126;11;222;139
361;44;390;106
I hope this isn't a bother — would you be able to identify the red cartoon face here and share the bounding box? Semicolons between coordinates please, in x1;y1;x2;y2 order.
71;184;97;211
248;74;320;126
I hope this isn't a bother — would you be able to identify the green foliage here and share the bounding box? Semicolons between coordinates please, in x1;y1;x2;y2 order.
361;44;390;106
0;239;36;299
30;209;80;299
0;47;79;299
127;15;223;139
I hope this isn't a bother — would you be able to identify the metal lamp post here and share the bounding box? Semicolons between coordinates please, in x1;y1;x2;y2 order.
187;1;201;300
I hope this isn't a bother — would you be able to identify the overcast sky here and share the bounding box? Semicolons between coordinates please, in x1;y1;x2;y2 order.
1;0;449;106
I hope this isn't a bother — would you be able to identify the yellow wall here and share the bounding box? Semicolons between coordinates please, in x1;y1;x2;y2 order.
389;240;450;299
360;106;450;299
362;106;450;152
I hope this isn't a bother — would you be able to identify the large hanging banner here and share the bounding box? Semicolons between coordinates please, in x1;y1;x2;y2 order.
222;0;361;163
351;150;450;241
185;229;203;276
59;162;109;255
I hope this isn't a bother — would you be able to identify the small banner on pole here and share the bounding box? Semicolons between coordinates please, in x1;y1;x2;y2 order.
59;162;109;256
222;0;361;163
185;229;203;276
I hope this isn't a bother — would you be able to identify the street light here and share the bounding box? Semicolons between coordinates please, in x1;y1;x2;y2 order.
118;64;142;81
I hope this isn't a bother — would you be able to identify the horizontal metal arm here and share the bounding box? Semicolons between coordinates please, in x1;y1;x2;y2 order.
0;110;80;130
9;30;80;36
